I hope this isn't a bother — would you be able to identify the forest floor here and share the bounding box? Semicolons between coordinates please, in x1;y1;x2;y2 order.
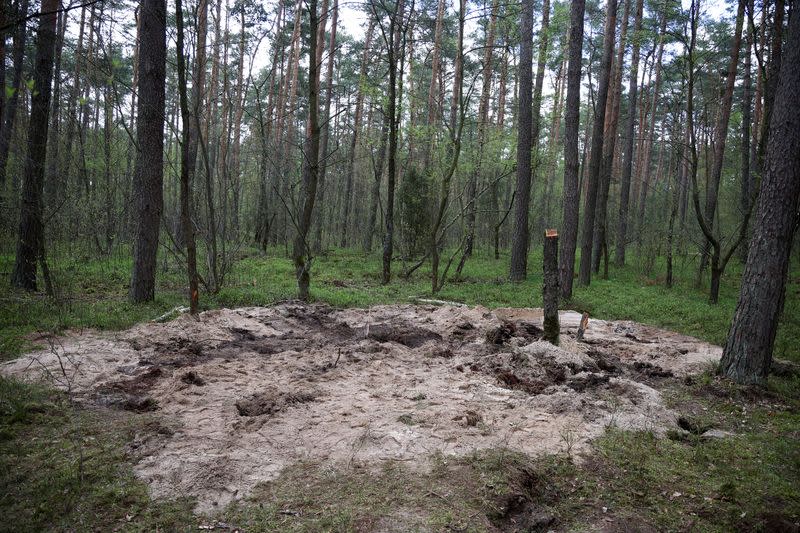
0;247;799;531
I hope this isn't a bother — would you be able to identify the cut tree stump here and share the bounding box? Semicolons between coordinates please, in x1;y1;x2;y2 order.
543;229;560;345
576;312;590;341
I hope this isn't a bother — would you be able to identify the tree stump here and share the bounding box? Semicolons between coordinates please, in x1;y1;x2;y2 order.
543;229;560;345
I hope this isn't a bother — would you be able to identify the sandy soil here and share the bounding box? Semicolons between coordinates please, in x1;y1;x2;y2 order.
1;302;721;513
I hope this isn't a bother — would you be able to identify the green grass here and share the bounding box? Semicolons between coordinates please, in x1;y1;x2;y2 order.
0;376;196;532
2;245;799;361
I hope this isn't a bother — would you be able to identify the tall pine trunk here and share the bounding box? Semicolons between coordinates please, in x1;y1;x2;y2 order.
11;0;58;291
614;0;643;266
129;0;167;302
720;9;799;384
508;0;535;281
577;0;618;287
558;0;586;299
293;0;321;300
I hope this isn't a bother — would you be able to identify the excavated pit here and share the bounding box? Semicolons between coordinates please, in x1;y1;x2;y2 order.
1;302;721;512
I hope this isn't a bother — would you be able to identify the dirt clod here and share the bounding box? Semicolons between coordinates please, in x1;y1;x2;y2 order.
486;323;516;345
181;371;206;386
235;389;317;417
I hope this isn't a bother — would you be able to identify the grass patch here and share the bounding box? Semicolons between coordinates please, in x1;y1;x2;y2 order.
0;376;196;532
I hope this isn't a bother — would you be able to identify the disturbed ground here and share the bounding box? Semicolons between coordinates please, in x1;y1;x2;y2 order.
1;302;721;513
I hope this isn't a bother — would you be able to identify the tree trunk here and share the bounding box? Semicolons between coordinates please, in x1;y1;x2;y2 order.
364;111;389;252
422;0;445;168
697;0;745;281
313;0;339;252
455;0;499;279
340;17;372;248
45;7;66;210
509;0;544;281
593;0;631;273
558;0;586;299
739;6;753;263
380;0;406;285
615;0;645;258
720;7;799;384
10;0;58;291
129;0;167;303
578;0;618;287
0;0;30;198
176;0;199;313
293;0;321;301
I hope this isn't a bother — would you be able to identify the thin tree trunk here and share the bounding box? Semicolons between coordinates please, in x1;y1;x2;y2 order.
455;0;499;279
558;0;586;299
422;0;445;169
379;0;406;285
340;17;372;248
739;6;753;263
313;0;339;252
635;11;667;244
175;0;199;313
293;0;321;300
578;0;618;287
0;0;30;197
593;0;630;274
11;0;58;291
697;0;745;282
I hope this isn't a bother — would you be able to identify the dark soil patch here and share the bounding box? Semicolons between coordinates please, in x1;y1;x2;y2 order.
487;467;559;532
566;372;610;392
366;322;442;348
486;323;516;345
235;389;318;417
94;367;165;412
180;371;205;386
632;361;674;378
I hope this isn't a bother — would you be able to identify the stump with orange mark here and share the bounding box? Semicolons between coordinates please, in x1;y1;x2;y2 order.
543;229;560;345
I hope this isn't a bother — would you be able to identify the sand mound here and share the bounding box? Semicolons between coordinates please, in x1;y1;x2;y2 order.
1;302;720;512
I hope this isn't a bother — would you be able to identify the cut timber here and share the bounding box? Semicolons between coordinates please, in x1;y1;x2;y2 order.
576;312;590;341
543;230;560;344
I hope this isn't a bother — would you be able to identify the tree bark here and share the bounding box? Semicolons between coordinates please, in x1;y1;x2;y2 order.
558;0;586;299
129;0;167;303
11;0;58;291
720;9;800;384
